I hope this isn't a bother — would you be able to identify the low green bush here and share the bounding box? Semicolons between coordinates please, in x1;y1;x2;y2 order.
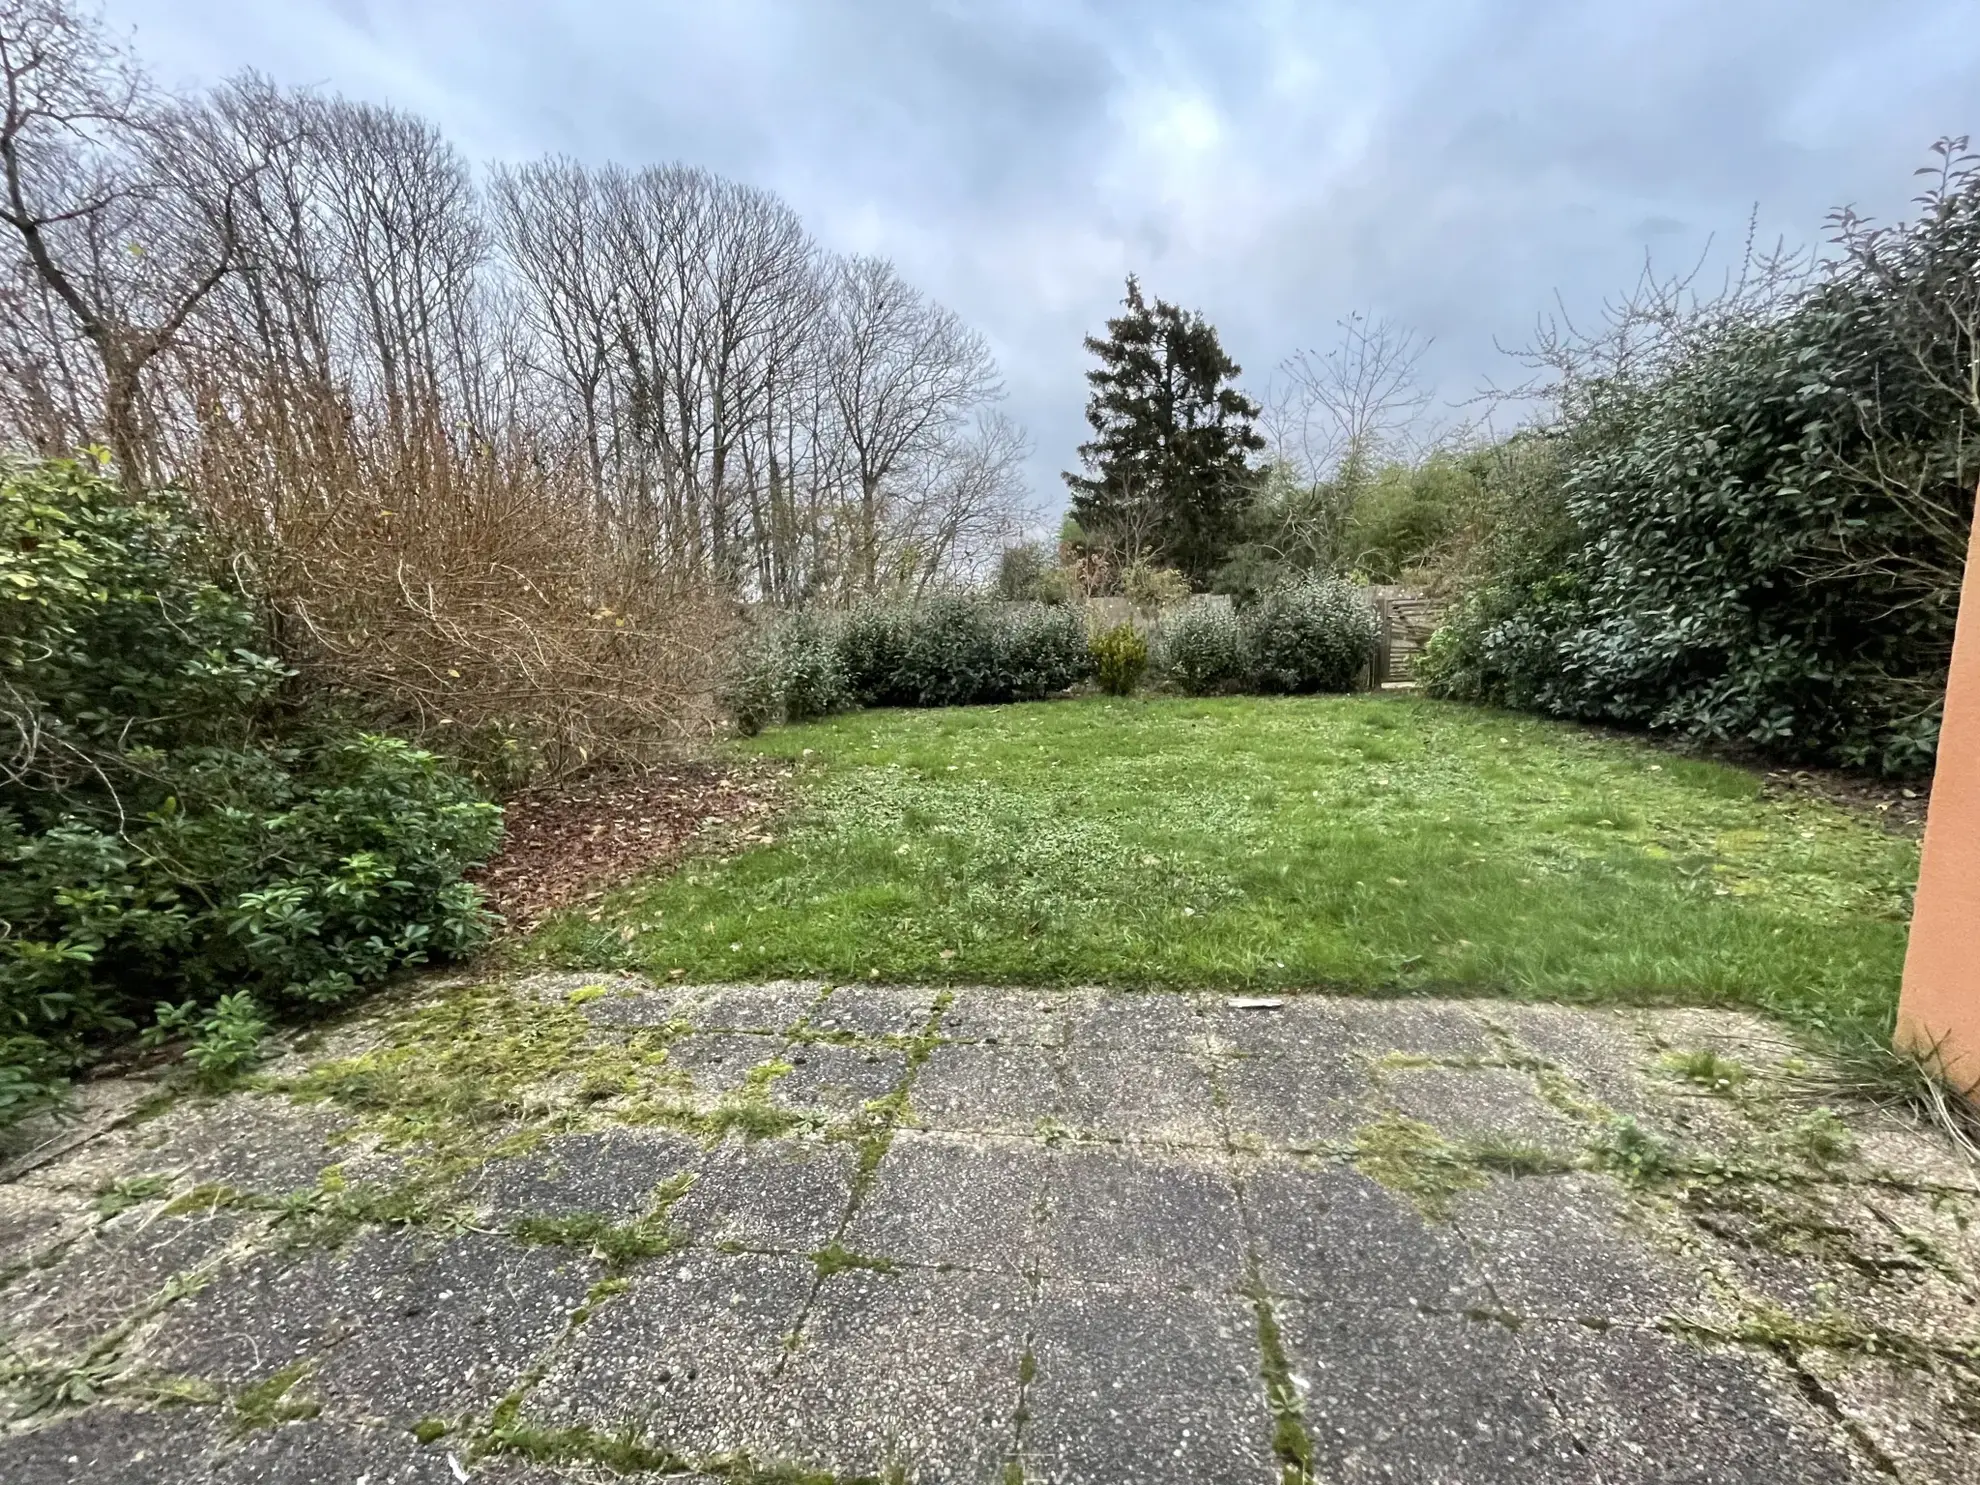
722;610;852;733
1;457;500;1117
730;597;1092;728
1159;603;1245;695
836;602;913;708
896;595;1008;708
1001;605;1091;700
1240;577;1377;694
1091;623;1149;696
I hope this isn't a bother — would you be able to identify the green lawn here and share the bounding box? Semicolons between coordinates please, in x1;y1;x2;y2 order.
531;696;1918;1045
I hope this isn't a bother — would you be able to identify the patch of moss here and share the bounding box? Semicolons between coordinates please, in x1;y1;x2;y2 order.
1664;1299;1963;1372
476;1417;870;1485
481;1418;685;1474
512;1211;686;1271
1351;1114;1487;1222
1251;1294;1314;1483
512;1173;696;1273
161;1183;243;1217
412;1417;450;1444
1465;1136;1576;1177
810;1242;896;1280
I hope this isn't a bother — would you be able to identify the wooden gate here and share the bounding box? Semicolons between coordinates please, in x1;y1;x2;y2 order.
1365;587;1446;686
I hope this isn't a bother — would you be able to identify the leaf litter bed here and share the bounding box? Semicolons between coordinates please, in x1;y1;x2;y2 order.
471;762;784;931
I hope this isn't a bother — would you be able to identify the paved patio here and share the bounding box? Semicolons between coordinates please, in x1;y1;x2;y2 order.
2;977;1977;1483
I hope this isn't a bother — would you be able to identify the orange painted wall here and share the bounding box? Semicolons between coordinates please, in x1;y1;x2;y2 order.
1896;490;1980;1091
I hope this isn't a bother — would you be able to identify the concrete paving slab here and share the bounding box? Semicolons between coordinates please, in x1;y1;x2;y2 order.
1061;990;1221;1052
685;981;826;1035
936;987;1069;1046
141;1243;345;1385
1033;1143;1246;1294
841;1131;1050;1272
1217;1049;1372;1148
668;1136;856;1252
1282;1299;1588;1483
474;1129;702;1220
768;1265;1028;1481
0;1181;90;1273
1056;1044;1223;1145
307;1231;595;1424
1801;1348;1980;1485
1022;1281;1276;1485
521;1251;813;1456
1450;1172;1708;1323
664;1033;790;1093
1193;994;1358;1058
1485;1001;1664;1120
1383;1064;1584;1150
774;1042;907;1117
213;1420;473;1484
577;977;696;1029
1335;997;1493;1058
1244;1159;1486;1308
1523;1323;1871;1483
809;983;940;1038
911;1043;1069;1135
5;1206;250;1365
0;1404;222;1485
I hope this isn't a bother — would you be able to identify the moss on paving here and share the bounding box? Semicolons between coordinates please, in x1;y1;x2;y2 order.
512;1173;696;1272
1351;1113;1490;1221
528;696;1916;1050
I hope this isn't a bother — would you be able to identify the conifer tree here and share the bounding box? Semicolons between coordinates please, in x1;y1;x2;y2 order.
1063;276;1264;584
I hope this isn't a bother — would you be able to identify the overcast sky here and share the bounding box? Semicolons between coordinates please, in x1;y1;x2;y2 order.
105;0;1980;517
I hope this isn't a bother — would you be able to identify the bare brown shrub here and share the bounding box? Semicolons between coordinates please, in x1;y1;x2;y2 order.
186;377;734;778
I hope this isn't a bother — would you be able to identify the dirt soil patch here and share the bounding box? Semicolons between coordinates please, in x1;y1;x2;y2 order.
471;762;784;930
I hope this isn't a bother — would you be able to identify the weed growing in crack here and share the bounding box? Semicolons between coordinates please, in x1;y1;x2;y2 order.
1780;1109;1857;1169
1588;1116;1684;1185
1250;1294;1315;1483
92;1173;175;1218
1465;1136;1576;1177
1664;1048;1752;1095
511;1211;687;1270
512;1173;696;1272
230;1361;322;1436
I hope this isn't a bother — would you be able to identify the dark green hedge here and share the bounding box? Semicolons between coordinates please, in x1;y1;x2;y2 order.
2;458;500;1117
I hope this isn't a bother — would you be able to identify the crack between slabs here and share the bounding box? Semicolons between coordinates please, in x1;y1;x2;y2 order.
769;992;950;1379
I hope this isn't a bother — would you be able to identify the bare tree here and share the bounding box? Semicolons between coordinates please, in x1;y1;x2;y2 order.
827;255;999;591
0;0;273;485
1270;313;1434;493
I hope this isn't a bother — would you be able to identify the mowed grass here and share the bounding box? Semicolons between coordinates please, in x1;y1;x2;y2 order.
531;696;1919;1044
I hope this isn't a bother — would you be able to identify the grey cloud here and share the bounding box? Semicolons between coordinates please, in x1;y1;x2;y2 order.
108;0;1980;515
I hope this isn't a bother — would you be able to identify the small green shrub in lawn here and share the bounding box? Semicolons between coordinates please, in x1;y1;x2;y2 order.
0;456;500;1118
835;601;914;708
1241;577;1377;694
1159;602;1245;695
1091;623;1149;696
1001;604;1091;699
896;594;1007;707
